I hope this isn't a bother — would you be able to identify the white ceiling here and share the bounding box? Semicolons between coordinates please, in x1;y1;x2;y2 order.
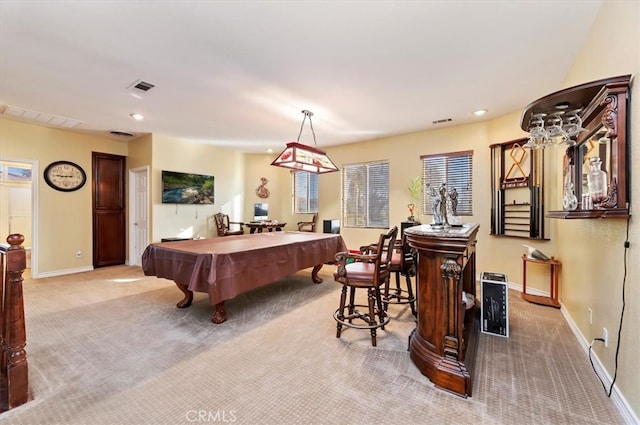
0;1;603;153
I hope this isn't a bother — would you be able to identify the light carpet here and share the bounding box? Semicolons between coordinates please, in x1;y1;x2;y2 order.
0;265;624;424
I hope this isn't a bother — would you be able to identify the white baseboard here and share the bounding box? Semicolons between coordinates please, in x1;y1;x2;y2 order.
478;274;638;424
36;265;94;279
560;304;639;425
507;281;549;297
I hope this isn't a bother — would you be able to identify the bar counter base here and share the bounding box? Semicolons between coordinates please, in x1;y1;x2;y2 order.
409;326;477;398
405;223;480;398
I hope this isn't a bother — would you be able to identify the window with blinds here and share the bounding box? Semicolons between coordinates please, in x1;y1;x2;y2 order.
421;150;473;216
342;161;389;228
292;171;318;213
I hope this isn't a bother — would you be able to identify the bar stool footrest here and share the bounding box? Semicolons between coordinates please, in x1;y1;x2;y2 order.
383;288;415;305
333;305;390;330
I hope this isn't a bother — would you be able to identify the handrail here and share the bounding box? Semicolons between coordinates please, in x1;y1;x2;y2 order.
0;233;29;412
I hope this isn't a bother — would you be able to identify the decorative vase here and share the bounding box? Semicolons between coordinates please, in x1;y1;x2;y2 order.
587;157;607;207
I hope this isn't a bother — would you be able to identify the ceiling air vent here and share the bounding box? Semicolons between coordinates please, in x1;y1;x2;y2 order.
109;130;136;137
1;105;82;128
432;118;453;125
127;79;156;96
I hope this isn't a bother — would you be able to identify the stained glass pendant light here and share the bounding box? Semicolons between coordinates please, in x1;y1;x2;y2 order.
270;110;339;174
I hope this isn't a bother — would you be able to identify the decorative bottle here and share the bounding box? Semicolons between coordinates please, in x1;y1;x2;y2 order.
587;156;607;207
562;182;578;211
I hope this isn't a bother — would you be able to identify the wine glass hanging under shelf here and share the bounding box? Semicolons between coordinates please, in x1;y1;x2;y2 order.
523;109;588;149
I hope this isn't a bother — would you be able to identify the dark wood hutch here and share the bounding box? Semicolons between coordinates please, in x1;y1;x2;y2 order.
520;75;631;219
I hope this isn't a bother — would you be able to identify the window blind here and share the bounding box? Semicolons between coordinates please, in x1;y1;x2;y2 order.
421;150;473;216
342;161;389;228
293;171;318;214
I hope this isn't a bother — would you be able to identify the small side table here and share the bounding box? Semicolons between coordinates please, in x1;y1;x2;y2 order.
521;254;561;308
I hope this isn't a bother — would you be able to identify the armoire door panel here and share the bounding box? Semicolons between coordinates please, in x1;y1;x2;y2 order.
93;211;125;267
94;155;125;209
93;152;126;268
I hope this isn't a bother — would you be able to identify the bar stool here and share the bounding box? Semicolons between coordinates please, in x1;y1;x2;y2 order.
384;233;417;316
333;226;398;346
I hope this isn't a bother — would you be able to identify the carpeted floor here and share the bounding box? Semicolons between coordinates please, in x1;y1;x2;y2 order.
1;265;624;424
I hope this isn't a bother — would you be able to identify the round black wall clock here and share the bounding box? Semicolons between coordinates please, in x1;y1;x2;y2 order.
44;160;87;192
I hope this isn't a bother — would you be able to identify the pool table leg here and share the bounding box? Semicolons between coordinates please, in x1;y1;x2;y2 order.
311;264;324;283
211;302;227;324
175;283;193;308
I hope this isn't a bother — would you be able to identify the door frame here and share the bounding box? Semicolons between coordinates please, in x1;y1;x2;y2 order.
128;165;150;266
0;156;39;278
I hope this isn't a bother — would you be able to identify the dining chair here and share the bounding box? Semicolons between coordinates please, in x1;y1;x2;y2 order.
297;213;317;232
213;212;245;236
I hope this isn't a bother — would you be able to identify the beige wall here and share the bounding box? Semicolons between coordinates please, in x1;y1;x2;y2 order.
150;134;246;242
555;0;640;418
243;153;293;228
0;117;128;275
127;134;153;171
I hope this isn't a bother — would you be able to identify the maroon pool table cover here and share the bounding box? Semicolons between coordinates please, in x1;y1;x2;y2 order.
142;231;346;306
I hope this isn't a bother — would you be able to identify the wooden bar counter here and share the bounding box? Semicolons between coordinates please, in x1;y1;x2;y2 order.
405;223;480;398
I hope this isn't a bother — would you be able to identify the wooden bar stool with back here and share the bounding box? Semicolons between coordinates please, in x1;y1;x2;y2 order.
385;232;417;316
332;226;398;346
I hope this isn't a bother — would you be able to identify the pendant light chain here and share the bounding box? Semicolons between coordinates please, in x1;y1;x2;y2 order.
296;110;317;146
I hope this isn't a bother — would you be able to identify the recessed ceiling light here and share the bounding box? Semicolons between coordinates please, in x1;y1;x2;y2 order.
473;109;488;116
130;113;144;121
267;148;273;154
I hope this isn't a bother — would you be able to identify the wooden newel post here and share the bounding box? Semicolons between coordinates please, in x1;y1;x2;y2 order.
1;233;29;412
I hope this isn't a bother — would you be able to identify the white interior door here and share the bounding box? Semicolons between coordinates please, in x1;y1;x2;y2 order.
9;187;32;247
129;166;149;266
